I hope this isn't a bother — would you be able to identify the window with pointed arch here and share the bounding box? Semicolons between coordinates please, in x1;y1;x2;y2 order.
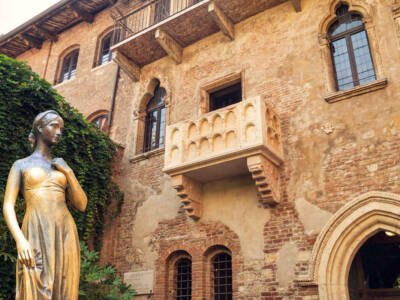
59;49;79;83
329;3;376;91
211;251;232;300
143;82;166;152
97;29;120;66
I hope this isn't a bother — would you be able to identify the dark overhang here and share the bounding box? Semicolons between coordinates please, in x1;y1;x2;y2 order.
0;0;117;58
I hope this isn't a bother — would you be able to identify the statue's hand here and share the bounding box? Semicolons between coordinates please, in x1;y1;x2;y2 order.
16;238;35;268
52;158;72;175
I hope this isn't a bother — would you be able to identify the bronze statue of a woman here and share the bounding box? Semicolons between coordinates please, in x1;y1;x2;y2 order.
3;110;87;299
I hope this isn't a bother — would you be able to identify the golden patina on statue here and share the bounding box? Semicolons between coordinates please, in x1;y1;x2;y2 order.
3;111;87;299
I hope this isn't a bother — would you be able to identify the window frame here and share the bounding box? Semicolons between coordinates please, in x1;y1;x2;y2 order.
174;257;192;300
91;114;109;132
97;29;120;67
143;83;166;153
59;49;79;83
210;250;233;300
328;9;376;91
200;72;244;115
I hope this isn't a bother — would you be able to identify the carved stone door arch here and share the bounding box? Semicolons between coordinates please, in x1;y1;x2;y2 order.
297;191;400;300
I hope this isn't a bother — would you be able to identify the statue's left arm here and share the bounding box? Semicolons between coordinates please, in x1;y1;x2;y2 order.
52;158;87;212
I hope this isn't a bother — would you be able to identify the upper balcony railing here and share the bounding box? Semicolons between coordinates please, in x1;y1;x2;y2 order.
114;0;202;43
111;0;299;75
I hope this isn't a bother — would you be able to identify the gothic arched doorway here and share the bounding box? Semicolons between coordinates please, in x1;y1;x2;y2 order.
348;231;400;300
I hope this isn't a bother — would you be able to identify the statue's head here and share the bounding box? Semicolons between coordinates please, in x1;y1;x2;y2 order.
29;110;64;149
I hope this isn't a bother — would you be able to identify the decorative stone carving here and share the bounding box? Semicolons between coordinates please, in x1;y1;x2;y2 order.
171;175;202;219
164;96;284;218
247;154;280;205
296;191;400;300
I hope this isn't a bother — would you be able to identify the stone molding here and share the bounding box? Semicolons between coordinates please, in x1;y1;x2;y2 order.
324;78;388;103
247;154;280;205
129;147;165;163
393;1;400;46
171;174;202;220
163;96;284;219
296;191;400;300
318;0;385;95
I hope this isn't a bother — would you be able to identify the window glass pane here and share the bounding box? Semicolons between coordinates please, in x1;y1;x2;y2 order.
351;30;376;85
100;35;112;65
176;258;191;300
329;16;362;36
159;107;166;148
147;87;166;109
332;38;354;90
209;82;242;111
150;110;158;149
212;253;232;300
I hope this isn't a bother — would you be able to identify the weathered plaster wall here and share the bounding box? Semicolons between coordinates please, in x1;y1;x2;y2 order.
202;175;269;260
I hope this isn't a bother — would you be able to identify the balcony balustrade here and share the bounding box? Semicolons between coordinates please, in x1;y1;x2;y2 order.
111;0;301;81
163;96;284;219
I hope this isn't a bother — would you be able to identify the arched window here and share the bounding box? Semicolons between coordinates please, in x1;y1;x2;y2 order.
59;49;79;83
97;29;120;66
144;82;166;152
91;114;109;132
211;252;232;300
329;3;375;91
175;258;192;300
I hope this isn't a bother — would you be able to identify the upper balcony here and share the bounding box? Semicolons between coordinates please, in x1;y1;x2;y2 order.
111;0;301;80
163;96;284;219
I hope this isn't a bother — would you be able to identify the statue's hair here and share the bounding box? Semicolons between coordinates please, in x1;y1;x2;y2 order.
29;110;62;149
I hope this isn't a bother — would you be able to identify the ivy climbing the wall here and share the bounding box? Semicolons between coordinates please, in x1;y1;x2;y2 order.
0;54;126;298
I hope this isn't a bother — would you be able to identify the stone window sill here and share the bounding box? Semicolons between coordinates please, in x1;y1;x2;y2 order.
53;77;76;88
325;78;388;103
129;147;165;163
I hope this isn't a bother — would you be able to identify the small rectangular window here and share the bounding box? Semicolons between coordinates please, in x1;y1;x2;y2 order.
209;81;242;112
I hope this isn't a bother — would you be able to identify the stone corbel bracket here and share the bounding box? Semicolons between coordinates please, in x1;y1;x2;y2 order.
164;97;284;219
172;175;202;220
247;154;281;205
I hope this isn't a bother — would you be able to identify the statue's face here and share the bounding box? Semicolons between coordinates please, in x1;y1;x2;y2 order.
39;114;64;146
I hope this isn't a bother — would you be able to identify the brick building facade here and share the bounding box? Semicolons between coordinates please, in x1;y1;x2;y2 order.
2;0;400;299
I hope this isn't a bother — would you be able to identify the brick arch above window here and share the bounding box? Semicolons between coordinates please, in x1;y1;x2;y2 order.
318;0;387;102
204;245;233;300
87;109;110;132
165;250;193;300
55;44;80;85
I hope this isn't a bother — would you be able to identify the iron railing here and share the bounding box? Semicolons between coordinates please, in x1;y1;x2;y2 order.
113;0;203;44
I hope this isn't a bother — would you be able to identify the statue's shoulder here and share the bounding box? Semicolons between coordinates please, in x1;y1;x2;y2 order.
12;156;33;171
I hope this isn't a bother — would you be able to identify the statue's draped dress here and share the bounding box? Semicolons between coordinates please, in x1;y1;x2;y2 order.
16;167;80;300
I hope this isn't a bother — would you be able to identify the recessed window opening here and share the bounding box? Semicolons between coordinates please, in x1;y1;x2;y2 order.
348;231;400;300
98;30;120;66
59;49;79;83
328;3;376;91
91;114;109;132
176;258;192;300
212;252;232;300
144;82;166;152
209;81;242;112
